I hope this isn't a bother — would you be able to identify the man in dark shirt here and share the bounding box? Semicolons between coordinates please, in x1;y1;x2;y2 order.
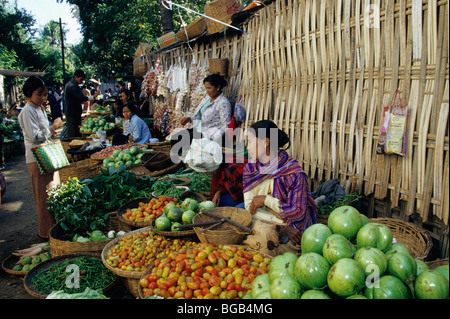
63;69;99;138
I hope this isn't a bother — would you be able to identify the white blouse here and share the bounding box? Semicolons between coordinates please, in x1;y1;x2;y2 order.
190;93;232;144
18;102;52;164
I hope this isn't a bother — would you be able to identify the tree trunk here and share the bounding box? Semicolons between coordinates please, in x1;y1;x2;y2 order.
160;0;174;34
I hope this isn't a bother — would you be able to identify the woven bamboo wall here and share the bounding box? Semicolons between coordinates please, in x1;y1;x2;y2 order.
240;0;449;227
149;0;449;229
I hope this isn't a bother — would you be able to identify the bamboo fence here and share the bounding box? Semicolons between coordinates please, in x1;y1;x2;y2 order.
150;0;449;230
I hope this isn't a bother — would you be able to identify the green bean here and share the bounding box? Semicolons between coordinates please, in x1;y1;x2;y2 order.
30;256;115;294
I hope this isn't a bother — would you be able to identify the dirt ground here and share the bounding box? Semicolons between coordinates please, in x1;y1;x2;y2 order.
0;151;133;299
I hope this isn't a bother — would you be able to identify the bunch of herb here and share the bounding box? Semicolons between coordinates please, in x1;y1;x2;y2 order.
187;172;212;193
47;178;108;237
317;193;364;215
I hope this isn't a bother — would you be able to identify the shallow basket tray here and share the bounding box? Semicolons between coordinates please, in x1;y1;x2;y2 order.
193;207;252;245
49;212;128;258
149;219;196;238
116;197;154;228
101;227;154;278
2;254;28;277
370;218;432;260
23;253;118;299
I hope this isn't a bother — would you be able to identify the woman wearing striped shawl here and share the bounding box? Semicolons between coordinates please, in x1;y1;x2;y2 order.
242;120;317;255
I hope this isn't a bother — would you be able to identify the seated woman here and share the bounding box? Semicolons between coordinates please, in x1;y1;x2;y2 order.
210;147;248;207
112;103;151;145
171;74;232;153
240;120;317;256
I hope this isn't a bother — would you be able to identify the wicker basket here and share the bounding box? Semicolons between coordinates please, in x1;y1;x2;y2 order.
176;17;207;42
317;214;329;225
141;151;173;172
2;254;28;277
116;197;153;229
49;212;128;257
204;0;243;34
146;140;171;152
193;207;252;245
101;227;154;298
426;258;449;270
58;158;101;183
133;55;148;79
23;253;118;299
127;161;184;179
209;58;229;76
149;217;197;238
370;218;432;260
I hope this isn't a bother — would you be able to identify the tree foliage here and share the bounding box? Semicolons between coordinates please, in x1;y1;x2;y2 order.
58;0;209;77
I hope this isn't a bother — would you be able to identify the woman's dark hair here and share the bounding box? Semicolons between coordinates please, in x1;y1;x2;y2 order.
23;76;46;98
249;120;290;150
122;89;133;99
123;102;138;115
204;74;228;90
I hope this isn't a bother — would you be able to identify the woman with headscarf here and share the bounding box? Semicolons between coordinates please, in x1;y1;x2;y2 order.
240;120;317;256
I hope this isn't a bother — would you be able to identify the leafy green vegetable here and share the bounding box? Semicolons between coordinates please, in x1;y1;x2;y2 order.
47;178;108;238
317;193;364;215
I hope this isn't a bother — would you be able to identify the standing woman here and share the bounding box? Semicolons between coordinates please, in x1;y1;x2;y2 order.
18;76;63;239
241;120;317;256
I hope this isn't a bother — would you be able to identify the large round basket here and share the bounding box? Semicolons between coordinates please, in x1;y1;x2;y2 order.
370;218;432;260
426;258;449;270
101;227;154;298
193;207;252;245
138;257;165;299
116;197;153;229
23;253;118;299
58;158;102;183
141;151;173;171
49;212;128;257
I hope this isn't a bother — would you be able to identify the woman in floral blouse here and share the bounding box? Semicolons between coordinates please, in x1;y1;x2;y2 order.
173;74;232;151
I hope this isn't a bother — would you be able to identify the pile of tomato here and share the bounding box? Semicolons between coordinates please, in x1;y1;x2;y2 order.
140;243;271;299
121;196;178;223
104;231;190;272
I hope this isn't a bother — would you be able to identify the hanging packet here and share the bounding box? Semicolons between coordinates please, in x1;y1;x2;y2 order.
385;90;408;156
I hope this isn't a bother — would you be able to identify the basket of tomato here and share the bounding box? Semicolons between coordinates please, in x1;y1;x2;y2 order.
101;227;189;297
138;243;271;299
116;196;179;229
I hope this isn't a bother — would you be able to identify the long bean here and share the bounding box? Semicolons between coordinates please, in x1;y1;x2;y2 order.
30;256;116;294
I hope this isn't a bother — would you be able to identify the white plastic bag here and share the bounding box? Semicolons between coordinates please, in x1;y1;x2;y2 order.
183;138;223;173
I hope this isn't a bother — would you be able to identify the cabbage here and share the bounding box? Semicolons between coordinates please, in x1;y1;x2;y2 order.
181;198;198;212
89;230;107;242
198;201;216;211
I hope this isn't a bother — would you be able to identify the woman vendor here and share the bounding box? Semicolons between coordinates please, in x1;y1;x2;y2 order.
171;74;232;152
112;103;151;145
240;120;317;256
